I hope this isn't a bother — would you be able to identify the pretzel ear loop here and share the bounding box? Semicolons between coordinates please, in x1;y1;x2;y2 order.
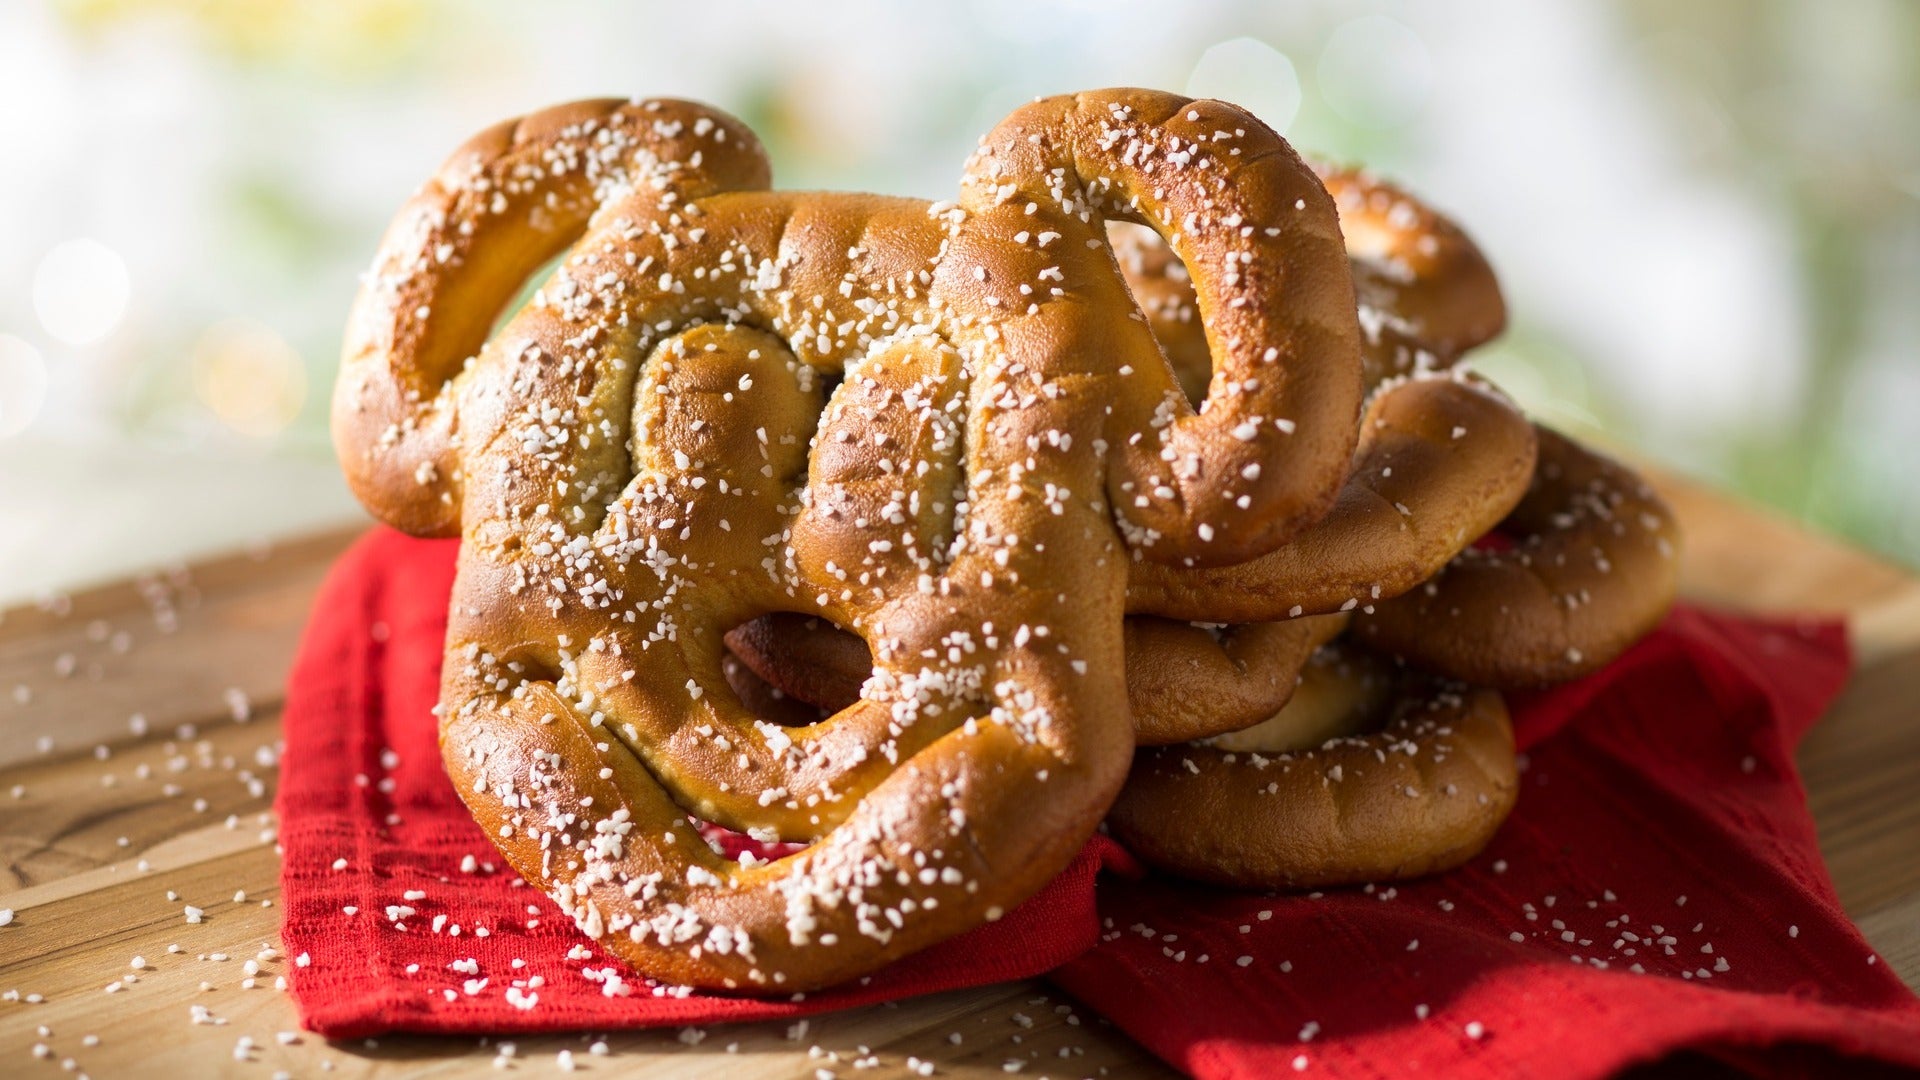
333;99;772;536
961;90;1368;567
403;92;1349;990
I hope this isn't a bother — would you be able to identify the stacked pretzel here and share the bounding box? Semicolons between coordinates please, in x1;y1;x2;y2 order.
332;89;1679;993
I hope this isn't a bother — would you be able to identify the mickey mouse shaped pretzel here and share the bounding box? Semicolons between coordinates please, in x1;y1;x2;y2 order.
334;91;1367;990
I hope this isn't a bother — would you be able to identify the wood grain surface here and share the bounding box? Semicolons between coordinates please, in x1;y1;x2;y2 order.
2;472;1916;1078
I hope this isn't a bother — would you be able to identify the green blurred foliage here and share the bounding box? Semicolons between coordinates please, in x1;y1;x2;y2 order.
1615;0;1920;562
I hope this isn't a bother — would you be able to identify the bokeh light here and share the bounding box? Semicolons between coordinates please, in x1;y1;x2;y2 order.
1187;37;1301;134
0;335;50;438
190;319;308;438
32;238;131;346
1317;16;1433;129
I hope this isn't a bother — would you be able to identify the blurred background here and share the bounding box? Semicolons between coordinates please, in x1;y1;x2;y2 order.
2;0;1917;603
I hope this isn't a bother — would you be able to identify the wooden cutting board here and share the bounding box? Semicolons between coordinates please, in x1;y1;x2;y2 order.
2;471;1917;1078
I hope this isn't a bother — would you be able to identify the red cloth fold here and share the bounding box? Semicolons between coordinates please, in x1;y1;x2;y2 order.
278;528;1920;1077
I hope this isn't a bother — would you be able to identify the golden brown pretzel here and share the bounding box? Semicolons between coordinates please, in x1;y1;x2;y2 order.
958;96;1367;566
334;100;774;538
1109;169;1679;687
1113;166;1506;396
334;90;1370;990
728;373;1538;742
728;610;1349;746
733;160;1535;747
1106;640;1518;890
1354;427;1681;686
1123;374;1536;622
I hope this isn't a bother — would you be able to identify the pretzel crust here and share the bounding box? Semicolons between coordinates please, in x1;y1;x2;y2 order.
1114;165;1505;398
727;374;1536;744
1125;374;1537;623
1354;428;1680;686
336;89;1372;991
1106;643;1518;890
1324;167;1506;389
728;611;1349;747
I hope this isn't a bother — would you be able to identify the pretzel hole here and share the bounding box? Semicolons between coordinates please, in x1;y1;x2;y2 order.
721;612;867;718
488;251;568;339
1203;644;1399;754
1108;222;1210;407
485;645;566;692
719;649;834;727
1469;530;1516;554
691;817;807;866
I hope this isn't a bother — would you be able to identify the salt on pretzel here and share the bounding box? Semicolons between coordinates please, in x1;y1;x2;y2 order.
334;100;775;537
733;156;1538;747
1124;374;1536;623
1354;427;1680;686
1106;641;1518;890
335;90;1371;990
729;611;1349;747
1114;166;1505;398
728;373;1537;743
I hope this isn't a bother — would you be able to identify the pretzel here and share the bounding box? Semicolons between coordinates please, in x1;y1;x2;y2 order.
1109;167;1679;685
729;610;1348;746
1113;165;1505;397
727;165;1533;744
1101;198;1675;684
333;90;1371;990
729;371;1533;746
1355;427;1681;686
1105;640;1518;889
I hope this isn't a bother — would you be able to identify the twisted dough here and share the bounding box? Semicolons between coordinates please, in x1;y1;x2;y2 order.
729;372;1537;743
729;610;1348;747
729;165;1537;745
335;90;1369;990
1106;641;1518;890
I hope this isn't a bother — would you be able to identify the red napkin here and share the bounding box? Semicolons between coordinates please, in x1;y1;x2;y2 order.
275;528;1134;1037
278;528;1920;1077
